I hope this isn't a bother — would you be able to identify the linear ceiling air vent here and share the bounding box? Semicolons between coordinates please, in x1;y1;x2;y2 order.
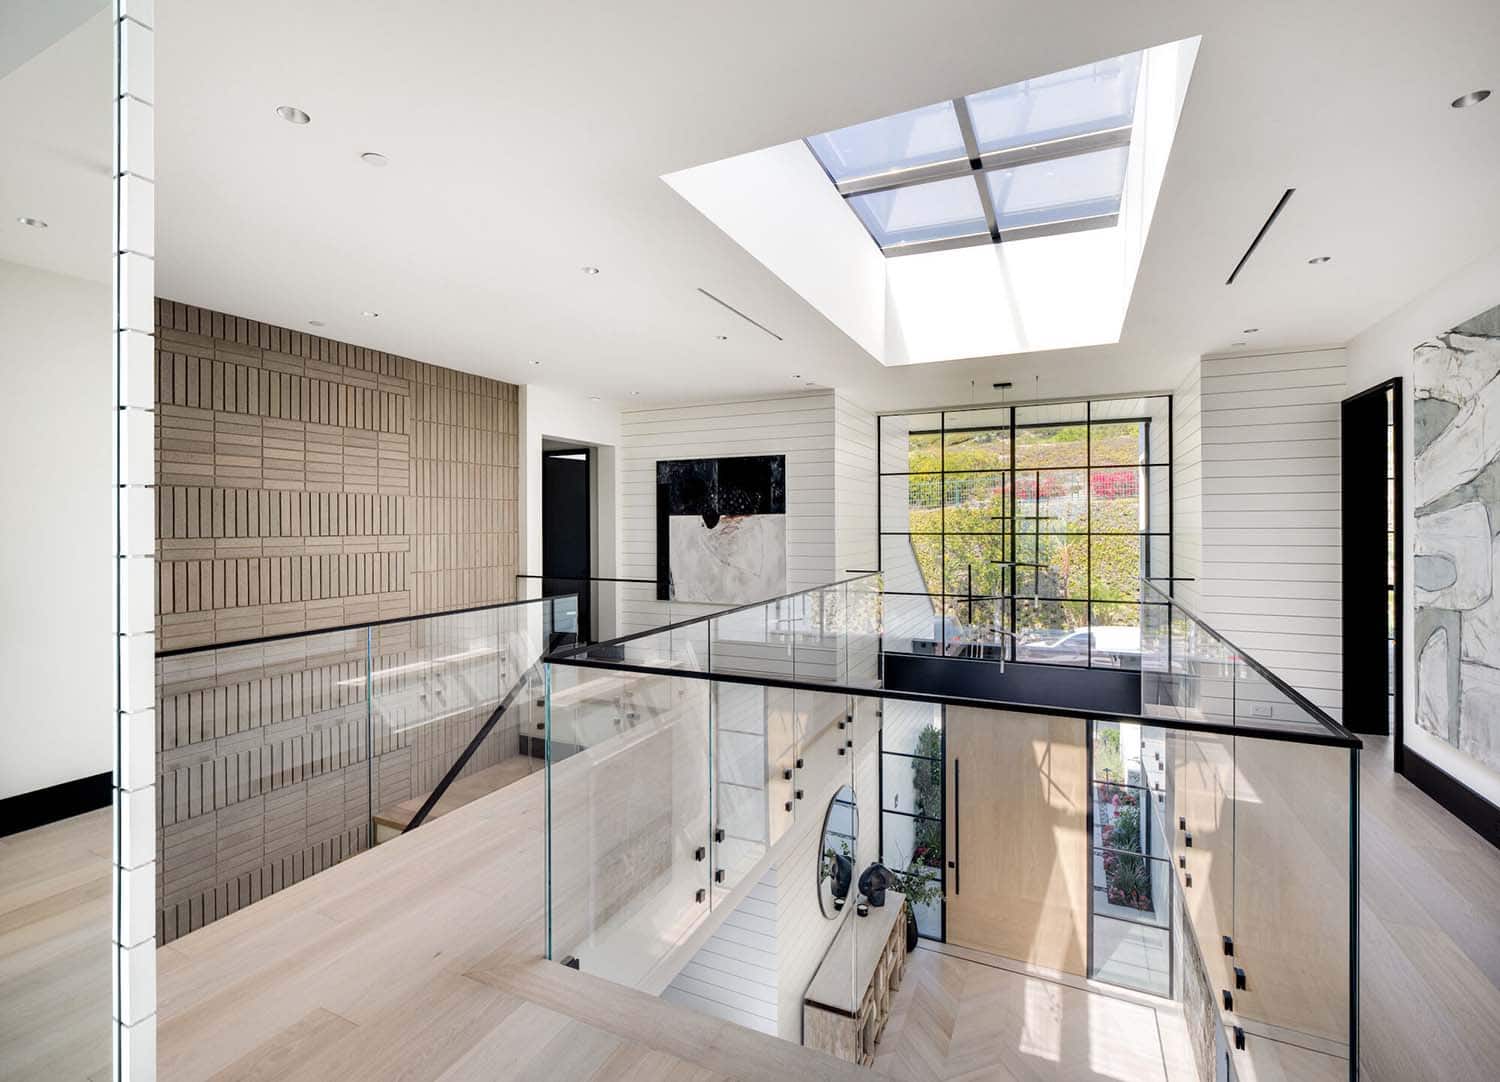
697;287;783;341
1225;188;1295;285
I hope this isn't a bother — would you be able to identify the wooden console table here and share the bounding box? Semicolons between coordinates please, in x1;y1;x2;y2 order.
802;891;907;1066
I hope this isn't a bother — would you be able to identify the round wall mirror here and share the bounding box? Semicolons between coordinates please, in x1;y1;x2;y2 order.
818;785;858;918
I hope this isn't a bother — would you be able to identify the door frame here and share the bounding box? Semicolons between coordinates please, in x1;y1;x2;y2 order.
1340;377;1403;746
542;445;593;642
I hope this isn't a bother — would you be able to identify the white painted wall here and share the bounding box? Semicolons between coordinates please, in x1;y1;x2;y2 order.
0;259;114;797
1348;243;1500;805
1198;348;1347;719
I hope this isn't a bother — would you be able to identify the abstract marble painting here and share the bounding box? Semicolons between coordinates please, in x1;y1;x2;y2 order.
656;455;787;604
1414;302;1500;770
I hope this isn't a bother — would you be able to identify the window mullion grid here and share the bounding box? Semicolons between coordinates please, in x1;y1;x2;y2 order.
952;97;1001;242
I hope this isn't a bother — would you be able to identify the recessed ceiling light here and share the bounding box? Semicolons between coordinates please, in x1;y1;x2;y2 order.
792;374;802;380
1232;341;1248;347
529;360;542;367
714;335;728;341
1242;327;1259;334
630;391;641;397
581;266;600;276
308;320;325;327
589;395;601;402
16;216;47;228
276;105;311;125
1451;89;1491;109
1307;256;1331;265
361;310;380;318
360;152;388;167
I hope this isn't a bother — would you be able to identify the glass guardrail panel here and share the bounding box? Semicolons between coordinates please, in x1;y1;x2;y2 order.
545;661;712;985
793;586;849;684
710;677;772;898
1233;659;1328;733
1168;728;1237;998
707;607;792;680
1231;735;1353;1048
845;576;884;688
367;604;533;832
154;626;372;944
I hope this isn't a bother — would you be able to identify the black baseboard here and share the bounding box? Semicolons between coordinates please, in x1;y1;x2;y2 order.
1401;749;1500;851
0;772;112;837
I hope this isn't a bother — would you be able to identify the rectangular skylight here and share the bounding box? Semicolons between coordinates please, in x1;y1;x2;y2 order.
804;49;1144;256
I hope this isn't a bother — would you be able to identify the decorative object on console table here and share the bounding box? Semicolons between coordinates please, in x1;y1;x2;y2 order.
1413;302;1500;780
655;454;787;603
803;890;908;1066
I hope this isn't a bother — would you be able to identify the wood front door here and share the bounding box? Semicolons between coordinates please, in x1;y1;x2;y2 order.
944;706;1090;976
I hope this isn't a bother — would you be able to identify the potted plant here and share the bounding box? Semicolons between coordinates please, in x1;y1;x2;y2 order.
888;863;941;951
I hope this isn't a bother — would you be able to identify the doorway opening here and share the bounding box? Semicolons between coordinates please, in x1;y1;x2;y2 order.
1341;379;1403;736
542;446;593;641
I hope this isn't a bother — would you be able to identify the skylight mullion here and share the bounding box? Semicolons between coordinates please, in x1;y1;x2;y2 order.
976;125;1131;175
952;97;1001;242
834;157;973;199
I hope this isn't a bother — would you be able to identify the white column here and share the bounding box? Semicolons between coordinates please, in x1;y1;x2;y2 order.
113;1;156;1079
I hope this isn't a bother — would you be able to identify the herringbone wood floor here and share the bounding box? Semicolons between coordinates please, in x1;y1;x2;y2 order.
872;945;1196;1082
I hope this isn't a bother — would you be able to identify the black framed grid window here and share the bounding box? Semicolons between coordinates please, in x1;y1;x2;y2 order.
878;700;945;939
877;397;1173;668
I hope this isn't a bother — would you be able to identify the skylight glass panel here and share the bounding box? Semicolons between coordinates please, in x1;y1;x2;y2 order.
847;175;988;248
965;53;1142;154
806;100;967;183
984;145;1129;231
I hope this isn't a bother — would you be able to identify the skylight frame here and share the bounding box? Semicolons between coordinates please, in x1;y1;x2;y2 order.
806;64;1140;258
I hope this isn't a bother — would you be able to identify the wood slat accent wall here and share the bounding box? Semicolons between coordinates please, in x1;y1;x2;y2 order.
151;299;521;943
153;298;520;650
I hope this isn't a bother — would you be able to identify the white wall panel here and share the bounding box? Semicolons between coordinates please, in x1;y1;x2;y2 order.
1198;348;1346;719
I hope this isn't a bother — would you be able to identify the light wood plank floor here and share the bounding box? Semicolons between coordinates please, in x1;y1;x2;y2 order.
0;731;1470;1080
0;808;113;1082
1356;737;1500;1081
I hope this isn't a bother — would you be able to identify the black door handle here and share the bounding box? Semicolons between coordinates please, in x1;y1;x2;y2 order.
952;758;960;896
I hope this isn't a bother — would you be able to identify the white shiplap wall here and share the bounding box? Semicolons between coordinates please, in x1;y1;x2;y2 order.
1172;363;1204;612
834;393;878;576
618;392;839;635
1199;348;1346;718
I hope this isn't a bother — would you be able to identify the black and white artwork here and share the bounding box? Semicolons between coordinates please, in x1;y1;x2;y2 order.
656;455;787;603
1414;302;1500;771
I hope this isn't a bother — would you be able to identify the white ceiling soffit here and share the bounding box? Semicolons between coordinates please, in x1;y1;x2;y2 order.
151;1;1500;411
665;38;1200;367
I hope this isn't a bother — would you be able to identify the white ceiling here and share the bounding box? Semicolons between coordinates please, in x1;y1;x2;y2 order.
0;6;111;284
143;0;1500;411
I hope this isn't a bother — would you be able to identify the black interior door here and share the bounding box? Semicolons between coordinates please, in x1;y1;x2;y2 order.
1341;380;1401;735
542;449;591;642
